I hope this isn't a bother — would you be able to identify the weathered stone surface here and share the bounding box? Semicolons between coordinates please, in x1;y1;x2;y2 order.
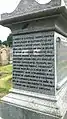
1;82;67;119
56;34;67;83
1;0;67;21
0;0;67;119
0;45;9;65
1;103;58;119
12;31;55;95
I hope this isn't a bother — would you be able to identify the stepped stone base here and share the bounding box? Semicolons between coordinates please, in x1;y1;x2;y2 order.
1;103;59;119
0;102;67;119
0;82;67;119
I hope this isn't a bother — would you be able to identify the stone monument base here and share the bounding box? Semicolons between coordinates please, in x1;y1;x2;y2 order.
0;103;60;119
1;82;67;119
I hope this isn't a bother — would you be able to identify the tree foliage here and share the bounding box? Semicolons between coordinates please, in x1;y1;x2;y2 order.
7;34;13;47
0;40;2;46
1;34;13;47
2;41;7;46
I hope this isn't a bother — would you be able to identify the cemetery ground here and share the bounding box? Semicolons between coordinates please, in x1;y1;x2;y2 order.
0;64;12;101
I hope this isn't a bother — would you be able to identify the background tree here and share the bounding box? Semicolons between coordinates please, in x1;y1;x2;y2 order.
7;34;13;47
0;40;2;46
2;41;7;46
0;34;13;47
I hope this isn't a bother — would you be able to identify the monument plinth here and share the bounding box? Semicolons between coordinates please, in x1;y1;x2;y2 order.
0;0;67;119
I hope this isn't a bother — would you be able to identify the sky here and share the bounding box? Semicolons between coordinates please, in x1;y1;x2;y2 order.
35;0;51;4
0;0;50;42
0;0;21;41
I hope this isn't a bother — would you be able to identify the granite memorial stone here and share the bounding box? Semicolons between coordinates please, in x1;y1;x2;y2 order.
13;31;55;95
0;0;67;119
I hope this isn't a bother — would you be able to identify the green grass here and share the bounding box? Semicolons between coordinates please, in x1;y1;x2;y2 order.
0;64;12;78
0;64;12;99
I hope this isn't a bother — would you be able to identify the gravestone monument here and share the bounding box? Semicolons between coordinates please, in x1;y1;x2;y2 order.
0;0;67;119
0;45;9;66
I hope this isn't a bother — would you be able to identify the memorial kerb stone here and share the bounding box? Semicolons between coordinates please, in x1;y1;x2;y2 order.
0;0;67;119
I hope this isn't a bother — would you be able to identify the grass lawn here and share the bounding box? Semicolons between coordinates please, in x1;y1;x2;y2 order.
0;64;12;100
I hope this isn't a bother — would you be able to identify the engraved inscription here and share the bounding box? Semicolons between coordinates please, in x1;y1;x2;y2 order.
13;31;55;95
